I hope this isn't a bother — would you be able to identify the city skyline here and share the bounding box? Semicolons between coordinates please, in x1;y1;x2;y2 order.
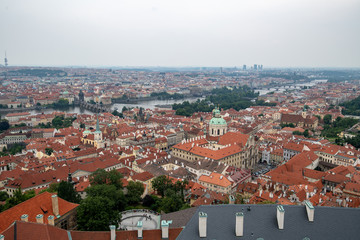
1;0;360;68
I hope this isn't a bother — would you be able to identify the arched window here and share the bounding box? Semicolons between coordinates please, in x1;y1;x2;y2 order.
217;129;220;135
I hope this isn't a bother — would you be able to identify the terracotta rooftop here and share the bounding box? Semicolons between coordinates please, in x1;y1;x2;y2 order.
0;192;79;232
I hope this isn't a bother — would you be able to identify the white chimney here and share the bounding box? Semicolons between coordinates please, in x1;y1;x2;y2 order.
109;225;116;240
137;221;143;239
36;214;44;224
229;195;235;204
305;201;314;222
199;212;207;238
235;212;244;237
161;220;172;239
52;195;59;217
21;214;28;222
276;205;285;230
48;215;55;226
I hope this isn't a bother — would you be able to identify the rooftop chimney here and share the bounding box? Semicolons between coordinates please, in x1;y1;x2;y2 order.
235;212;244;237
20;214;28;222
305;201;314;222
137;221;143;239
277;205;285;230
51;195;59;217
110;225;116;240
199;212;207;238
229;195;235;204
161;220;172;239
48;215;55;226
36;214;44;224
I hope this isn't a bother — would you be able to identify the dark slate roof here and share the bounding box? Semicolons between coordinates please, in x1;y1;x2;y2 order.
176;204;360;240
161;207;198;228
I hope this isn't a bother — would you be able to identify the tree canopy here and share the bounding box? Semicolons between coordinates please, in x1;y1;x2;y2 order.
57;181;81;204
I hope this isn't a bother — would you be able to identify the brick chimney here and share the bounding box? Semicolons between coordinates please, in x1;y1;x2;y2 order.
199;212;207;238
51;195;59;217
235;212;244;237
20;214;28;222
48;215;55;226
137;221;143;239
305;200;314;222
36;214;44;224
276;205;285;230
109;225;116;240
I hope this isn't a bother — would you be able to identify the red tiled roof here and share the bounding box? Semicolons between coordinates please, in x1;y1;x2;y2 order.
1;221;183;240
132;171;154;182
0;192;78;232
199;172;231;188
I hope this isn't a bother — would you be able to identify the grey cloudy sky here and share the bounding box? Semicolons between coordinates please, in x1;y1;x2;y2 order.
0;0;359;68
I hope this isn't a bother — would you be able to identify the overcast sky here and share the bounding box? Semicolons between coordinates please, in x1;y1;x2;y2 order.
0;0;359;68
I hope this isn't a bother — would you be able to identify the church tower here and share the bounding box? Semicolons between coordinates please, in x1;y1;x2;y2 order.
209;107;227;137
94;114;102;141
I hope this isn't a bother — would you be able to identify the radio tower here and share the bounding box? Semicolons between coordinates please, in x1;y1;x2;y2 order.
4;52;8;67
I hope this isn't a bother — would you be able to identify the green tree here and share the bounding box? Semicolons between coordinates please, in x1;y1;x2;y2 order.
77;196;120;231
80;123;85;128
89;169;123;190
142;194;156;208
57;181;81;203
39;182;59;194
324;114;332;125
0;120;10;131
52;116;64;128
4;188;35;210
126;181;144;205
158;189;184;213
0;191;9;201
152;175;172;198
303;129;310;138
45;148;54;156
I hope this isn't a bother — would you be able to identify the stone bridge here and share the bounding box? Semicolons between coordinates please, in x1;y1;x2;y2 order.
79;101;111;113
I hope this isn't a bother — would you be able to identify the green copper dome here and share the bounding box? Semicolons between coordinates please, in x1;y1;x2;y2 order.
209;117;227;125
212;108;221;116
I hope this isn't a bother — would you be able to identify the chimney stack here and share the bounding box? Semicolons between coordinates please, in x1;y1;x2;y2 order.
109;225;116;240
229;195;235;204
20;214;28;222
48;215;55;226
52;195;59;217
305;201;314;222
276;205;285;230
36;214;44;224
161;220;172;239
235;212;244;237
137;221;143;239
199;212;207;238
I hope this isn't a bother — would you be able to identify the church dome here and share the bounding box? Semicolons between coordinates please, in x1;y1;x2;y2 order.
209;117;227;125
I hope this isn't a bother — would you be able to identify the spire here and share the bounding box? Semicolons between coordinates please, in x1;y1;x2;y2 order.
96;114;100;132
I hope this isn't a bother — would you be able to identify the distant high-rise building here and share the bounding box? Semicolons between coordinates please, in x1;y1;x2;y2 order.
254;64;257;70
4;52;8;67
259;65;263;70
243;65;246;70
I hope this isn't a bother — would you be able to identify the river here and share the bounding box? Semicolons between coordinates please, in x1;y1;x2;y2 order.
28;97;203;115
28;80;326;115
255;79;328;96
